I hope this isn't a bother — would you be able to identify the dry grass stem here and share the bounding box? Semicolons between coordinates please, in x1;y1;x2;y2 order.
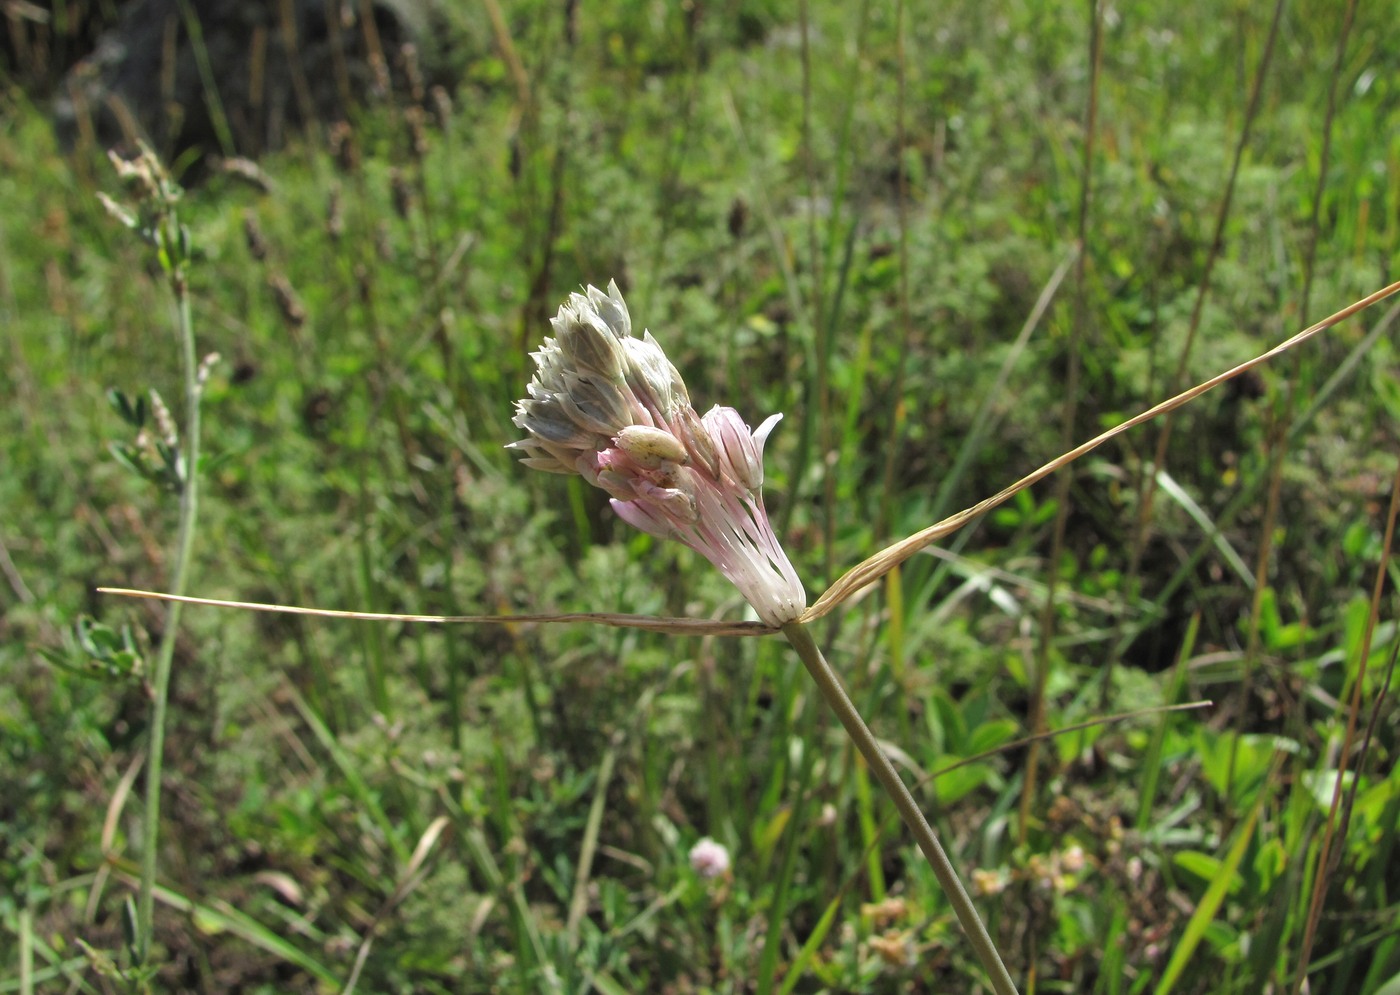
100;280;1400;635
802;279;1400;622
95;587;772;637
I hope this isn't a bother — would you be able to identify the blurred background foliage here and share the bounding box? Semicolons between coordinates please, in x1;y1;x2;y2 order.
1;0;1398;991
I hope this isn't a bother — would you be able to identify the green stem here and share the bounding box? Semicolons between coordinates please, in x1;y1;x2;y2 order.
138;265;202;968
780;621;1019;995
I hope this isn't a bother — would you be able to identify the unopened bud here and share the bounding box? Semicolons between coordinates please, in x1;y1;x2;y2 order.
616;425;689;469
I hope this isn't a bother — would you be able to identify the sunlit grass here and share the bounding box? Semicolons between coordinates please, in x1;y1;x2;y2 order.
2;0;1398;992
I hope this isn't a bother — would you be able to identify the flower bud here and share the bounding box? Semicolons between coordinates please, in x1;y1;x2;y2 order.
616;425;690;469
559;309;624;379
515;397;596;449
558;371;634;435
586;280;632;339
704;406;774;491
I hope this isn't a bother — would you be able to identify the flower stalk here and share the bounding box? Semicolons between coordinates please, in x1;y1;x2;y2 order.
780;621;1019;995
103;146;206;974
137;263;199;970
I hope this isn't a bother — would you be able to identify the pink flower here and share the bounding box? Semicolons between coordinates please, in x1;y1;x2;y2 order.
511;282;805;627
688;837;731;878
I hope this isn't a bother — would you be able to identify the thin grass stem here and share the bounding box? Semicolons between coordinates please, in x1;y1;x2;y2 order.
18;903;32;995
1022;0;1102;845
805;278;1400;622
1154;0;1285;421
1107;0;1289;727
1232;0;1358;805
1294;461;1400;991
137;246;202;969
875;0;912;542
755;710;820;992
565;742;617;946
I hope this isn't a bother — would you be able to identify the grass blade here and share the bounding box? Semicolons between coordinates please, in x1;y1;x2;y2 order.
1153;757;1278;995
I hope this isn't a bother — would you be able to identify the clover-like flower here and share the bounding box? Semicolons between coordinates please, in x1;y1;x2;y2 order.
688;837;731;879
510;282;806;626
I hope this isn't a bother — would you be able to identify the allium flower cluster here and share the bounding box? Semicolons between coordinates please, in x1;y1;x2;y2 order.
511;282;805;626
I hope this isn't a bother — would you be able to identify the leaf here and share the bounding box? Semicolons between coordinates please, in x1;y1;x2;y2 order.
107;442;150;480
752;806;792;863
1372;969;1400;995
1194;729;1298;804
1302;769;1357;812
1252;838;1287;893
140;880;339;986
1154;758;1275;995
778;892;843;995
930;759;994;805
107;388;147;428
965;719;1019;756
1172;851;1239;895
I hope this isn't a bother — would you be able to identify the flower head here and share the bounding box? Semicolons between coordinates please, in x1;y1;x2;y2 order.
511;282;805;626
688;837;731;878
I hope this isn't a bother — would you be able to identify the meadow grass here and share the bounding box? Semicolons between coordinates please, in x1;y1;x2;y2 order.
2;0;1398;992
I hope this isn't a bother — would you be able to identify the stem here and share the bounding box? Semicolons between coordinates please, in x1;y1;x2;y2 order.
138;265;202;967
780;621;1019;995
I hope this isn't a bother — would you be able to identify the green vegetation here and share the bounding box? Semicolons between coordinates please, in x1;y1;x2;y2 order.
3;1;1399;992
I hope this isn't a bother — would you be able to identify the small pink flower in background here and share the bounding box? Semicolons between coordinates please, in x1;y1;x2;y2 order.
511;282;805;626
688;837;731;879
